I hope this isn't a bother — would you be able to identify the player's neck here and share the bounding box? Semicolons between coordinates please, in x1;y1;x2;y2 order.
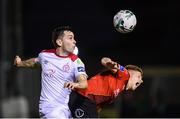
125;80;130;90
56;47;70;56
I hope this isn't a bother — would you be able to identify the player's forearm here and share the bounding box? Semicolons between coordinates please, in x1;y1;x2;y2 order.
75;80;88;89
17;58;37;68
64;81;88;90
76;74;88;89
64;75;88;90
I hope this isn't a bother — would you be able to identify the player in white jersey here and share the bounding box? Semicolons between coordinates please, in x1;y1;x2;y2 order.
14;26;88;118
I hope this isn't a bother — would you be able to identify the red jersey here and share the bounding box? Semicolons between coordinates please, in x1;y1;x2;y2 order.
77;66;130;106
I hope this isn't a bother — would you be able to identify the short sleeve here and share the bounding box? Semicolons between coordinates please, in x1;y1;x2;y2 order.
117;65;129;80
34;53;41;64
73;58;88;79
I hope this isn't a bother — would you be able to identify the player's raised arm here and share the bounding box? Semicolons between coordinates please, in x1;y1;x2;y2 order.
14;55;40;68
101;57;119;73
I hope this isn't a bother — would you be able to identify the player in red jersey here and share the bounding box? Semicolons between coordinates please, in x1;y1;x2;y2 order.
68;57;143;118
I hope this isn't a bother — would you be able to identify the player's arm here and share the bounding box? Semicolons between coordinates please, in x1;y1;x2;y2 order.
101;57;119;73
14;55;40;68
64;74;88;90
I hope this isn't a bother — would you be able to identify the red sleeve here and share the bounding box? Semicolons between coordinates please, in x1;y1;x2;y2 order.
117;65;130;81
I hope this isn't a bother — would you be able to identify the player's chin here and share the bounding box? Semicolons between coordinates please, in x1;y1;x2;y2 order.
68;50;74;54
70;48;75;53
67;47;74;53
132;86;138;90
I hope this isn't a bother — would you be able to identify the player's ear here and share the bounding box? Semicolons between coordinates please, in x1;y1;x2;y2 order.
56;39;62;47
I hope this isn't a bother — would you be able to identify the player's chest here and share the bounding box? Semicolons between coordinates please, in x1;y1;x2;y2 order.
41;57;74;73
108;79;125;97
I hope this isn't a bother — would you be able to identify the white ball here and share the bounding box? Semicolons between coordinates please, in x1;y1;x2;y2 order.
73;46;78;55
113;10;137;33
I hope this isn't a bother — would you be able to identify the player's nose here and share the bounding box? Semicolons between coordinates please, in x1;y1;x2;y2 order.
73;39;76;44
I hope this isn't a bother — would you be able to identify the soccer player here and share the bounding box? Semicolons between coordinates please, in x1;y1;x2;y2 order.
14;26;88;118
68;57;143;118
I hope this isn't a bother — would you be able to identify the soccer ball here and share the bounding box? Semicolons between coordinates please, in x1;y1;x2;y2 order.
113;10;137;33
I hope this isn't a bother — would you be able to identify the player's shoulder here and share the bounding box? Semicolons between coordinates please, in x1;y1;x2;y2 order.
70;54;85;66
100;70;114;76
117;66;130;81
69;53;79;62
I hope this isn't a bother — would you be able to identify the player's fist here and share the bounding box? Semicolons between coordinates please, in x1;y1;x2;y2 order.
101;57;117;69
101;57;119;73
101;57;111;65
14;55;22;67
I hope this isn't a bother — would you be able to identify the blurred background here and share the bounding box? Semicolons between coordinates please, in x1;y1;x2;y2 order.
1;0;180;117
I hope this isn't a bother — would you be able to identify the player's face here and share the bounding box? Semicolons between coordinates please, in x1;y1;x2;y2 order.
61;31;76;53
127;70;143;90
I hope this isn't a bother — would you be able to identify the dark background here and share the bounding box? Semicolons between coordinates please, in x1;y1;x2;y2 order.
1;0;180;118
23;0;180;68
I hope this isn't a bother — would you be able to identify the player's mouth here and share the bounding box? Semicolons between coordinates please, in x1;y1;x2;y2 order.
136;82;140;86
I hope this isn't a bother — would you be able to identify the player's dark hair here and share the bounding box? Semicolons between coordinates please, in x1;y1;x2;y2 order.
125;65;143;76
52;26;73;48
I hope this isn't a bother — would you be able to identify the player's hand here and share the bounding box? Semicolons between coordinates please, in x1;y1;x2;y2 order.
64;82;79;90
14;55;22;67
101;57;118;69
101;57;111;66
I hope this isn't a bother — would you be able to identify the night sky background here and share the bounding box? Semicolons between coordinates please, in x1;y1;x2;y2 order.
23;0;180;72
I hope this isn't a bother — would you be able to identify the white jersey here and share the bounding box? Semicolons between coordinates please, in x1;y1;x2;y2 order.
35;49;87;117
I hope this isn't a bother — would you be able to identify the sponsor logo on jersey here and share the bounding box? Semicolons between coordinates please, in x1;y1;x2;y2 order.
77;67;85;72
43;69;55;78
43;60;48;64
75;108;84;118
